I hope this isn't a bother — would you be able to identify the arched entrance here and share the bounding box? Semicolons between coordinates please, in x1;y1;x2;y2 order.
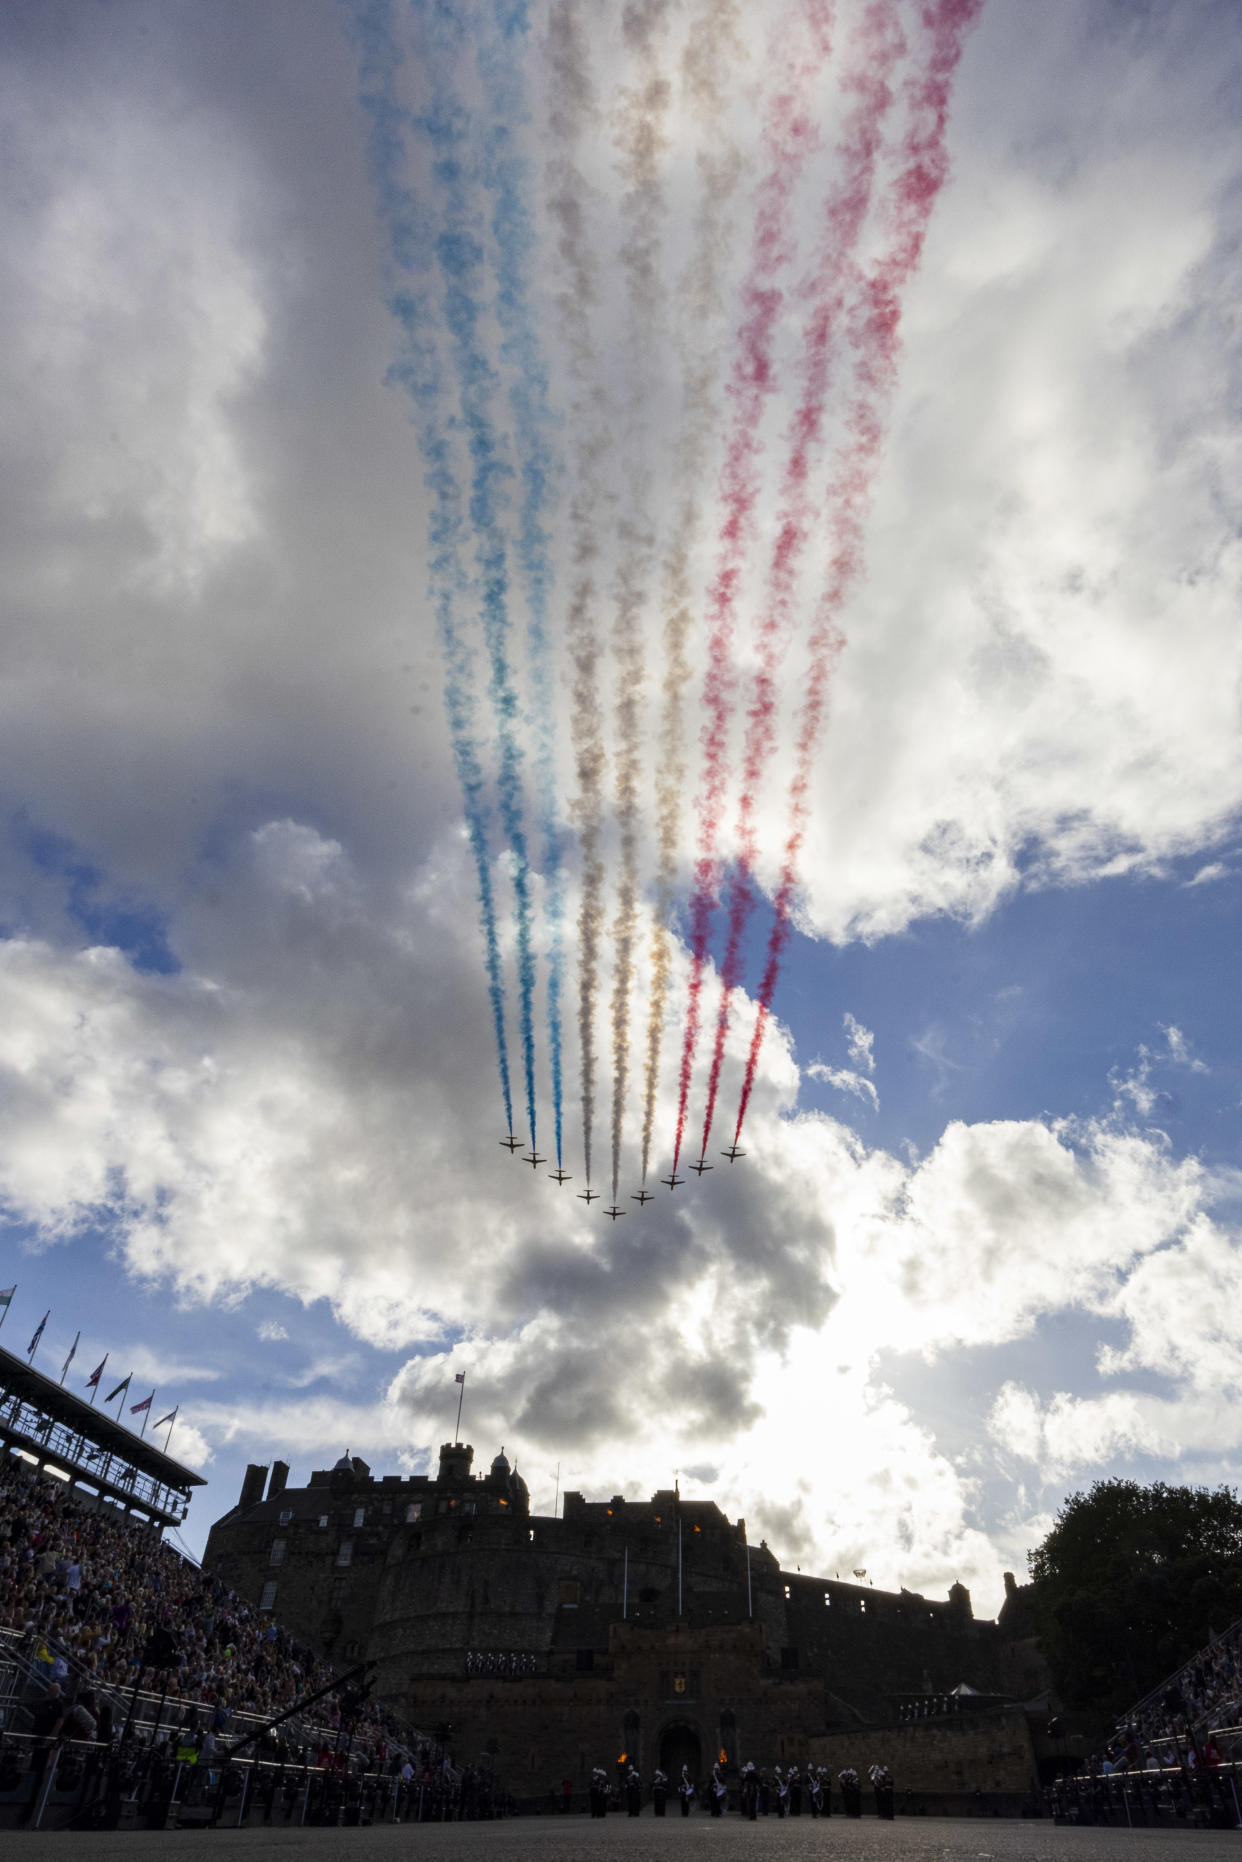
659;1722;702;1786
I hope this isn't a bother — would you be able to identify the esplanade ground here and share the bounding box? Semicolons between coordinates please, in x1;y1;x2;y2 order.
15;1820;1242;1862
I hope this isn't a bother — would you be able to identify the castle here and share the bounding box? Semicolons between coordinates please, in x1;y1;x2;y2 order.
204;1440;1045;1787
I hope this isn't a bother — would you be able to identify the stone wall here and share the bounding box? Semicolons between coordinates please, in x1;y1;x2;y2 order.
810;1706;1042;1814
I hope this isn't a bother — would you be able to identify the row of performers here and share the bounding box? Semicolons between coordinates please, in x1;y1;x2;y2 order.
589;1761;896;1819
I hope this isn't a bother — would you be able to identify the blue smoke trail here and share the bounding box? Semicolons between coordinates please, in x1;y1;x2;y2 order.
412;0;541;1159
475;0;567;1169
345;0;514;1136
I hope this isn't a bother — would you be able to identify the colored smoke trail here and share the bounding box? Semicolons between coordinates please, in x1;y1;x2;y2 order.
734;0;986;1141
477;0;568;1166
546;0;609;1188
639;0;744;1184
608;4;671;1202
415;0;541;1155
347;0;514;1133
698;0;905;1158
671;0;835;1175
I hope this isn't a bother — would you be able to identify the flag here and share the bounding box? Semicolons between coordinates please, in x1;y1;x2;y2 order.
130;1391;154;1415
28;1309;49;1356
85;1356;107;1389
852;1568;867;1579
61;1330;80;1380
454;1372;465;1385
105;1373;132;1404
153;1408;177;1431
0;1285;14;1308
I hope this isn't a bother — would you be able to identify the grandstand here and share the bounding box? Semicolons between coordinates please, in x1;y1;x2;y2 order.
0;1441;503;1828
1049;1621;1242;1830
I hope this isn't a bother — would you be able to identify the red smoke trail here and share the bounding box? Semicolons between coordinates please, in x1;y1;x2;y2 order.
671;0;836;1176
733;0;986;1144
697;0;905;1161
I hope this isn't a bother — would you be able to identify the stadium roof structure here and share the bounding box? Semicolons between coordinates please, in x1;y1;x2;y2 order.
0;1342;205;1531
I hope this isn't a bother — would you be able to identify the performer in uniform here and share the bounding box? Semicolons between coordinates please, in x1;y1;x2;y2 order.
740;1761;758;1820
808;1766;823;1817
625;1767;641;1817
788;1762;802;1816
678;1764;695;1817
652;1769;668;1816
709;1761;726;1816
773;1765;786;1817
840;1765;862;1818
758;1768;772;1816
589;1767;608;1818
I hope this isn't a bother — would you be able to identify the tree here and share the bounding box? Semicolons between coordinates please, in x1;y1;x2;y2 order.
1028;1479;1242;1718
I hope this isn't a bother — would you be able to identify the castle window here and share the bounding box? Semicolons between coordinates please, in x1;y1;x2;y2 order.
259;1580;278;1611
331;1577;348;1607
823;1592;831;1606
576;1649;594;1671
269;1538;287;1568
353;1507;365;1528
405;1502;422;1524
558;1579;580;1608
783;1584;790;1599
859;1599;867;1614
318;1515;328;1529
279;1508;292;1526
462;1501;477;1517
336;1540;354;1567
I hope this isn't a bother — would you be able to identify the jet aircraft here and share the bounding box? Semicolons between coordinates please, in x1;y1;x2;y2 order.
660;1172;685;1190
721;1144;746;1162
523;1151;547;1170
689;1157;713;1176
631;1188;654;1206
499;1135;522;1152
603;1205;626;1221
548;1167;572;1185
577;1186;600;1205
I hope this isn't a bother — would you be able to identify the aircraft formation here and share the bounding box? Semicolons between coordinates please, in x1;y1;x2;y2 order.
499;1134;744;1213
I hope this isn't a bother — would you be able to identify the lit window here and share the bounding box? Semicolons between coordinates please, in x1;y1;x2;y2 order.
336;1540;353;1568
259;1580;278;1611
405;1502;422;1524
318;1515;328;1529
823;1593;831;1607
783;1584;790;1599
353;1507;365;1528
279;1508;292;1526
269;1539;287;1568
462;1501;476;1517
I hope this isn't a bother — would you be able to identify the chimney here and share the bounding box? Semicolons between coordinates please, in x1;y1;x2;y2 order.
268;1461;290;1501
239;1464;267;1509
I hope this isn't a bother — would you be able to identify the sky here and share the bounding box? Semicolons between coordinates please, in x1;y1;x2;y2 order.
0;0;1240;1615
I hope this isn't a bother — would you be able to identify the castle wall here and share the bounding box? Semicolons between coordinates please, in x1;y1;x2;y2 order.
203;1442;1046;1791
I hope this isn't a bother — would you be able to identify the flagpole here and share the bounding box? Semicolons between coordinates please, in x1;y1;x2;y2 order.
140;1397;154;1440
454;1373;466;1444
164;1410;177;1454
88;1354;107;1406
60;1331;79;1386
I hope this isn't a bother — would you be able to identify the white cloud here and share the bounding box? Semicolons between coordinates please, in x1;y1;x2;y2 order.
843;1012;875;1074
1185;862;1228;888
807;1061;878;1111
257;1321;289;1343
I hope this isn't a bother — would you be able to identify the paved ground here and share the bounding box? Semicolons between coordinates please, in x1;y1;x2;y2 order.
16;1816;1242;1859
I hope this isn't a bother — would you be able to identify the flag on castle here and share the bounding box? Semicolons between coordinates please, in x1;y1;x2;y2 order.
455;1372;465;1385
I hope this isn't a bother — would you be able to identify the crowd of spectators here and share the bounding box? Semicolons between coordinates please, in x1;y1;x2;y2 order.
1093;1620;1242;1776
0;1447;413;1771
